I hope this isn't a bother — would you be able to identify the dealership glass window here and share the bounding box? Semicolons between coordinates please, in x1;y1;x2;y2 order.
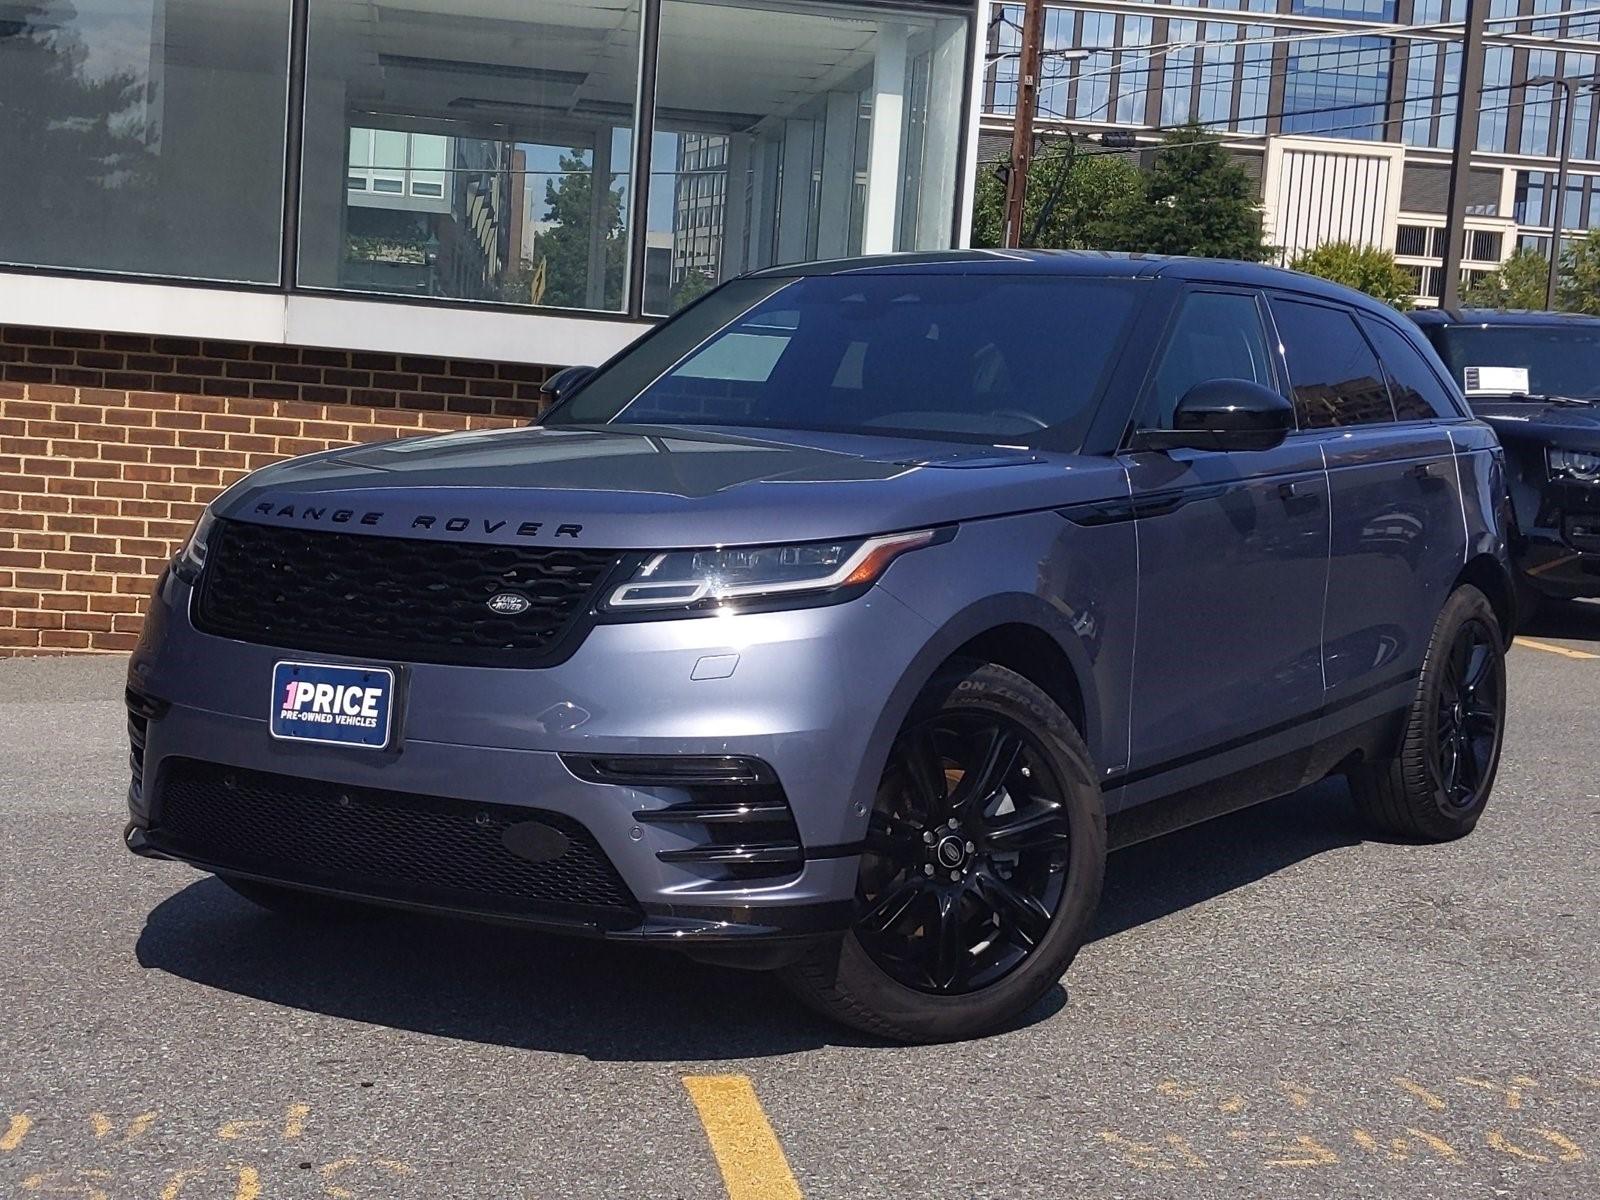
298;0;642;311
0;0;289;282
643;0;967;315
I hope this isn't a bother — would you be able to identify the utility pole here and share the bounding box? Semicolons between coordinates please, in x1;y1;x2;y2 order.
1539;76;1576;311
1440;0;1487;311
1003;0;1047;248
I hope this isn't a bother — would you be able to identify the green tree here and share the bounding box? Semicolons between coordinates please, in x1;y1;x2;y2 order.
670;269;716;310
1462;249;1550;310
971;148;1142;250
1290;242;1416;309
1558;228;1600;315
529;151;627;309
1112;125;1269;261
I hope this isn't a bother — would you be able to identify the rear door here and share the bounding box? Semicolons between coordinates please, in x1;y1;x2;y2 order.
1268;296;1464;726
1116;287;1330;805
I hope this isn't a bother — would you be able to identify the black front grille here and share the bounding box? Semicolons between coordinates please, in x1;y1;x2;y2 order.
194;519;619;666
151;758;639;925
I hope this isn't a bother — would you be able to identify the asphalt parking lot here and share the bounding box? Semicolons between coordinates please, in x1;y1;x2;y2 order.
3;607;1599;1200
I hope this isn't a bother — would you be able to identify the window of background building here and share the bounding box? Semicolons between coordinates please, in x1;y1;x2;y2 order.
298;0;642;312
1272;298;1395;429
0;0;290;283
643;0;966;315
1281;37;1391;140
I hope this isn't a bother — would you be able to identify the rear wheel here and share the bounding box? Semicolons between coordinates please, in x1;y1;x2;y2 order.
1349;584;1506;841
779;661;1105;1042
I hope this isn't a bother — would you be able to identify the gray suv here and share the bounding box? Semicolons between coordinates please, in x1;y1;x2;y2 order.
126;252;1514;1042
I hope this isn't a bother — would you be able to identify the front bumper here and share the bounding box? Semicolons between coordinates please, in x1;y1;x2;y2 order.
126;567;938;950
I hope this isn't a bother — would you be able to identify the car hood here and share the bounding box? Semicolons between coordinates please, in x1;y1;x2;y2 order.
1471;397;1600;451
217;423;1123;549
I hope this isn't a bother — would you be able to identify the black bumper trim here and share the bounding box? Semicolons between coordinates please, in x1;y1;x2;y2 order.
126;824;854;944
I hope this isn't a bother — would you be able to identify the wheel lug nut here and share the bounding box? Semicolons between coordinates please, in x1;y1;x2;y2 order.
924;864;935;876
949;870;961;882
965;841;975;852
923;831;935;844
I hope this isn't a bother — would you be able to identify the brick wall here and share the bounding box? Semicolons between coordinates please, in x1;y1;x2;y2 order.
0;324;559;656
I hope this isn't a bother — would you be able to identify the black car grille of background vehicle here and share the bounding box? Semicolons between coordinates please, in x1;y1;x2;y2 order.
193;519;619;667
151;758;640;926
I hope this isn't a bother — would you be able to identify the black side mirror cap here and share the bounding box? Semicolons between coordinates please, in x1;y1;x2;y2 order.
536;364;597;414
1131;379;1295;453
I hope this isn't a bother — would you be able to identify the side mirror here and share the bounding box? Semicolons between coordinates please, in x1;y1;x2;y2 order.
1132;379;1294;453
537;364;596;411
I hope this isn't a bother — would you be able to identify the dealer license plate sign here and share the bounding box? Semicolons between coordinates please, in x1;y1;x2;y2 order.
270;661;394;749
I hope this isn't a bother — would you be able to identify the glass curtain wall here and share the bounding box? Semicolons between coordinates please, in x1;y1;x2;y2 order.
0;0;291;282
643;0;967;315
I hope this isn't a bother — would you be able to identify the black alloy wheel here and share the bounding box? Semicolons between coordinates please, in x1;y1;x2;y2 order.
1433;617;1502;810
1350;583;1506;841
855;711;1073;995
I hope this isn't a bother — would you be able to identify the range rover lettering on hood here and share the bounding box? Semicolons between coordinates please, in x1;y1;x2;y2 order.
249;501;583;540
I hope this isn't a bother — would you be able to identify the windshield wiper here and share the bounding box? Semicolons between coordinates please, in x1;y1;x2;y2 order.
1505;391;1597;406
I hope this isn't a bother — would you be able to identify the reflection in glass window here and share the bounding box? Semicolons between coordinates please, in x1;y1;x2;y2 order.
1520;50;1558;157
1281;37;1391;140
0;0;290;282
1237;27;1273;134
299;0;642;312
1160;20;1199;127
1273;299;1395;429
644;0;966;315
1477;46;1512;152
1113;17;1154;125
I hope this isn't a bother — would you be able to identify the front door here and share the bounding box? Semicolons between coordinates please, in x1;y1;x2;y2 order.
1116;288;1331;806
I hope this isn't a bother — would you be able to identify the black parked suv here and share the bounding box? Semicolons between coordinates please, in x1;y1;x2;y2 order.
1414;308;1600;611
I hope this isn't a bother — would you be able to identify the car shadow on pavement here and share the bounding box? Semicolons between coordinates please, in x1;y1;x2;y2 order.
135;778;1366;1058
1091;776;1364;942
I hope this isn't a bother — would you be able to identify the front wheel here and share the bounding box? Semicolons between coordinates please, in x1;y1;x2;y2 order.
779;661;1106;1043
1349;584;1507;841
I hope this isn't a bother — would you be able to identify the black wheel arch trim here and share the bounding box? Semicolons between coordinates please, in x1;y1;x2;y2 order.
848;593;1106;846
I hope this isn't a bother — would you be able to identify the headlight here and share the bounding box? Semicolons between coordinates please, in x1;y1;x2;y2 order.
170;507;217;584
605;529;940;612
1548;447;1600;482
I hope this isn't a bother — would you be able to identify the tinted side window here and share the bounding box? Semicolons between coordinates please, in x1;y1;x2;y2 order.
1142;291;1276;428
1361;318;1460;420
1272;298;1396;428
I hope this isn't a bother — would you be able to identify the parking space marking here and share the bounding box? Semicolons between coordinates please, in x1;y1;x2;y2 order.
1513;637;1600;660
683;1075;804;1200
1;1113;32;1152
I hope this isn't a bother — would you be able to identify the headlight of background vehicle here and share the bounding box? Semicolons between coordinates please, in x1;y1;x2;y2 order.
170;507;217;584
1547;447;1600;482
605;529;940;612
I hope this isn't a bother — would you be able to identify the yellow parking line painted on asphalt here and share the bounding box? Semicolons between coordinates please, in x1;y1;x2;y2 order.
683;1075;804;1200
1513;636;1600;660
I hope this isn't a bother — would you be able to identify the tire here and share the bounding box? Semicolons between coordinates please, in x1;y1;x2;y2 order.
1349;584;1507;842
217;874;378;922
779;660;1106;1043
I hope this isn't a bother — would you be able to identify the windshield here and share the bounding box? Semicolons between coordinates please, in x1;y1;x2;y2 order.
547;274;1142;446
1427;324;1600;400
